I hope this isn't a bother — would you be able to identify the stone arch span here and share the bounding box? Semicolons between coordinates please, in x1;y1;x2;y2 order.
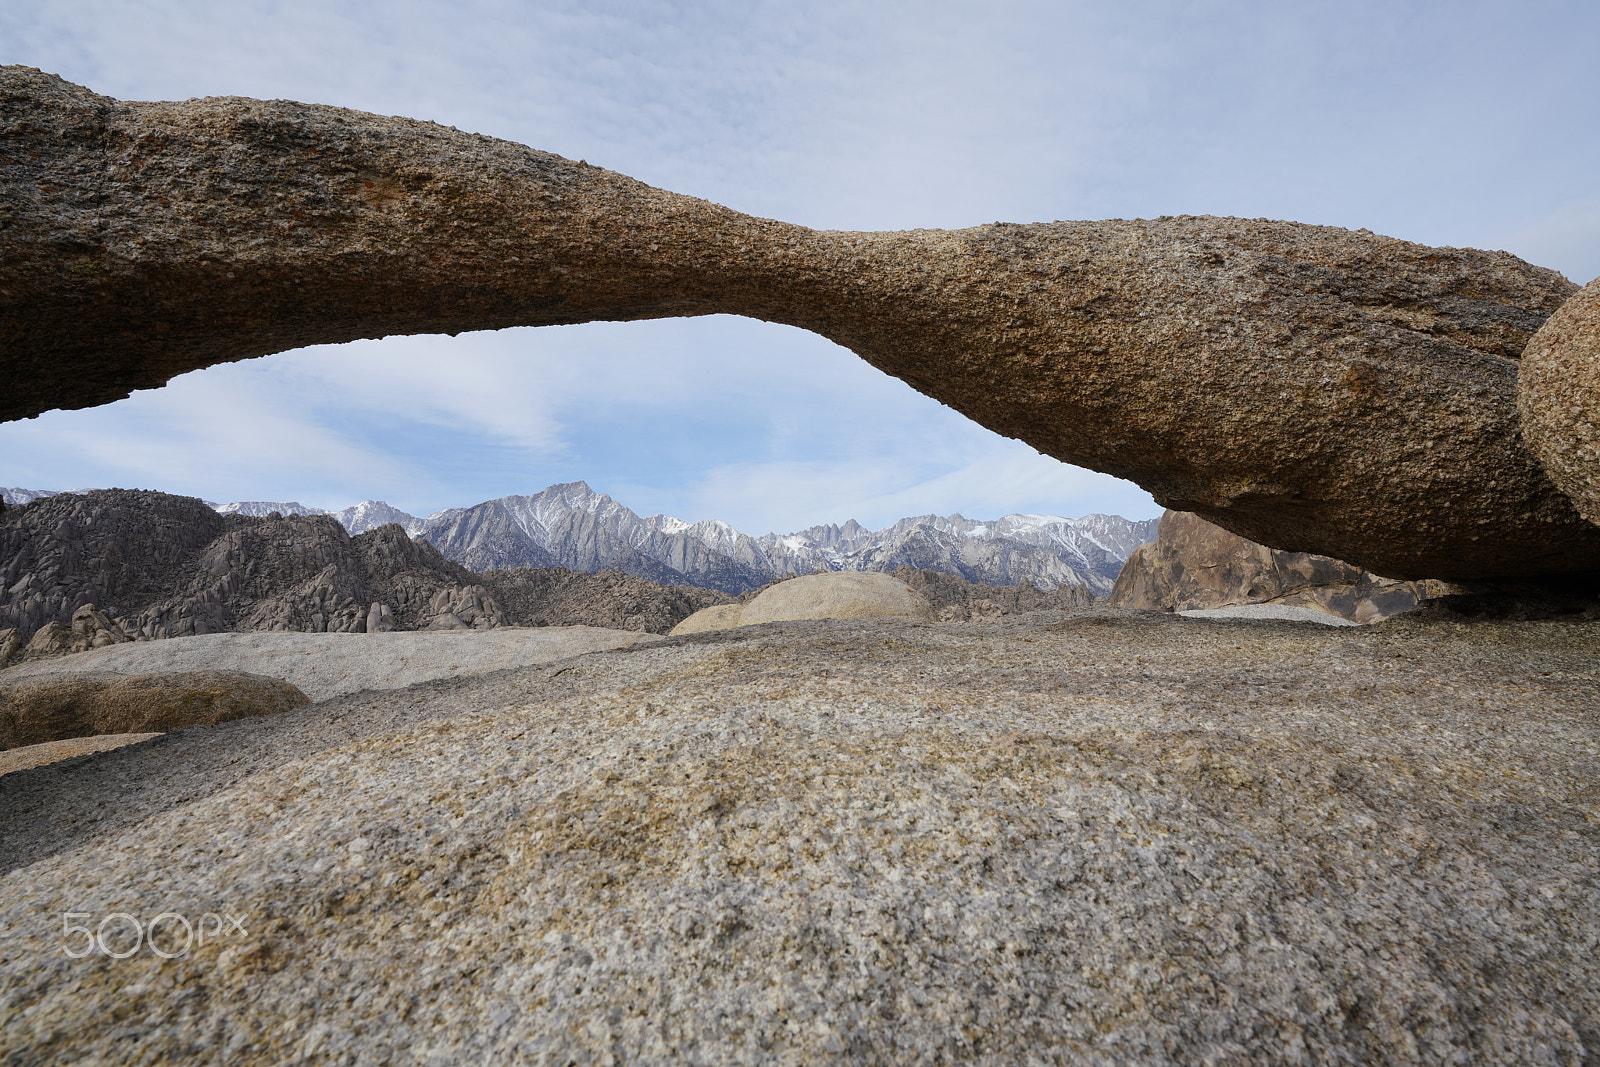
3;66;1596;582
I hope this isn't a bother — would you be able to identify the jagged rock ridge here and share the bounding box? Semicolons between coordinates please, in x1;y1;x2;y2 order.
0;491;729;654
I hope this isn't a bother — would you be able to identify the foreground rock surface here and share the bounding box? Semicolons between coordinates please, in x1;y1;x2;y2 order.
1521;276;1600;529
0;627;665;702
0;670;307;750
671;571;936;633
4;67;1596;581
2;611;1596;1063
0;732;159;777
1110;510;1461;623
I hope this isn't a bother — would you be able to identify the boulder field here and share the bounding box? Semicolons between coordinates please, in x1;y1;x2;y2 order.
4;66;1598;582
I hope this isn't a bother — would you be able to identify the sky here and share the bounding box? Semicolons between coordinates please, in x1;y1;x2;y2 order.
3;0;1598;533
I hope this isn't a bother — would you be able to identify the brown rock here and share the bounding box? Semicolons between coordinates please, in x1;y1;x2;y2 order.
1110;510;1460;623
3;68;1596;580
1519;276;1600;530
0;669;309;750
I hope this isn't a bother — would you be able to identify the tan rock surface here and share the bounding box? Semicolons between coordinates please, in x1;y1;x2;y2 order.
1520;276;1600;528
0;627;665;702
0;670;307;749
667;603;747;635
671;572;935;633
4;67;1596;581
1111;510;1461;623
1;610;1597;1063
0;732;159;776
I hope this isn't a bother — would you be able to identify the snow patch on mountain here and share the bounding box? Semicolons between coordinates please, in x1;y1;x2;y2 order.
215;501;329;519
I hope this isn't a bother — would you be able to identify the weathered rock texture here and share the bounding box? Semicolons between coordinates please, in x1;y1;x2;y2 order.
0;669;308;749
2;610;1597;1063
1521;276;1600;529
3;67;1596;580
1110;510;1461;623
671;571;935;634
0;490;726;646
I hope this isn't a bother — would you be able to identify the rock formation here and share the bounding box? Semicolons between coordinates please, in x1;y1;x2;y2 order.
0;669;308;749
1520;276;1600;529
1110;510;1461;623
671;571;936;633
4;66;1596;581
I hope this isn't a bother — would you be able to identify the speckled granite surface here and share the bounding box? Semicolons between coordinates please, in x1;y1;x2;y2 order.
2;608;1596;1063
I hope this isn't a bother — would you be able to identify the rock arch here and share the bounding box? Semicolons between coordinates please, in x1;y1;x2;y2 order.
3;66;1596;581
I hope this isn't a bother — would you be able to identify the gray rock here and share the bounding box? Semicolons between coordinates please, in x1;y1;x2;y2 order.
3;67;1596;581
0;611;1595;1062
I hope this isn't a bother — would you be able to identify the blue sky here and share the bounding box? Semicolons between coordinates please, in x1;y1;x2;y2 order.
3;1;1597;533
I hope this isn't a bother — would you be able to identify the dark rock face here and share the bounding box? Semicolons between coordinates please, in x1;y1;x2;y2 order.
0;491;734;644
3;67;1596;581
0;670;309;750
1109;510;1460;623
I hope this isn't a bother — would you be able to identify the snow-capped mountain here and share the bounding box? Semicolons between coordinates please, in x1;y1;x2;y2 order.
331;500;427;537
215;501;328;518
9;482;1159;596
404;482;1157;595
2;487;98;506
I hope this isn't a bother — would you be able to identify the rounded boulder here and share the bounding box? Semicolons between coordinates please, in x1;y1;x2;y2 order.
1520;276;1600;530
0;670;311;750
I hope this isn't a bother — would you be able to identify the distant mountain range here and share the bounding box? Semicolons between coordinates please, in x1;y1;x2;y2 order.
4;482;1159;596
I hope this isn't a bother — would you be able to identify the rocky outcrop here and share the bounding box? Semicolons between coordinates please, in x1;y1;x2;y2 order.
0;669;308;749
671;571;935;633
1110;510;1460;622
0;490;740;647
4;67;1596;581
20;604;136;659
1520;276;1600;530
